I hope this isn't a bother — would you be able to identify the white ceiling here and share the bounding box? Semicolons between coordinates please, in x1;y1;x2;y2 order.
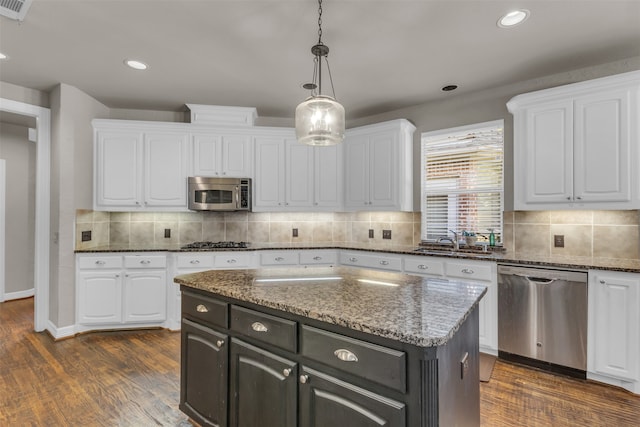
1;0;639;120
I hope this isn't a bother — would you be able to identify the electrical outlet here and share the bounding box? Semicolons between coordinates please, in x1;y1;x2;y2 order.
382;230;392;240
292;228;298;237
164;228;171;238
554;234;564;248
369;229;374;238
81;230;91;242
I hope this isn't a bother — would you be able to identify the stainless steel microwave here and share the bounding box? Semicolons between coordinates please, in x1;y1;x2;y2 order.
188;177;251;211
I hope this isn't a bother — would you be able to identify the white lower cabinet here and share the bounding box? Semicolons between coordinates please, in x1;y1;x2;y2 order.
76;253;168;332
588;270;640;393
339;251;403;272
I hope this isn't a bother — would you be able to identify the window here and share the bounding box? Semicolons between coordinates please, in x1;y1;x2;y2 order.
421;120;504;244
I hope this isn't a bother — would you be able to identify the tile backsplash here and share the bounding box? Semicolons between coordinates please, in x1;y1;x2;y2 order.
76;209;640;260
75;210;422;250
503;210;640;260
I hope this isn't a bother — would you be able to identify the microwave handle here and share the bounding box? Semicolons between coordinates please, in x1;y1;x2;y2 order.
235;185;239;209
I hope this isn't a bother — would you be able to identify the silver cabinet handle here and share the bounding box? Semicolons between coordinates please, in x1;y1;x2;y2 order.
251;321;268;332
576;196;582;200
283;368;292;377
196;304;209;313
334;349;358;362
216;339;224;348
95;260;106;265
417;264;428;270
313;256;322;261
140;259;151;265
379;260;389;266
461;268;474;274
115;274;120;278
227;259;237;264
599;279;605;284
190;259;200;264
349;257;358;262
275;257;285;262
566;197;571;200
299;375;309;384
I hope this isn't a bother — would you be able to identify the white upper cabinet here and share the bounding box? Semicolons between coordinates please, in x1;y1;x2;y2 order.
508;70;640;210
93;120;189;211
344;119;415;211
191;132;252;178
253;128;343;212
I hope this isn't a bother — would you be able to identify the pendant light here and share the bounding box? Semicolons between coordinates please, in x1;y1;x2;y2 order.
295;0;345;146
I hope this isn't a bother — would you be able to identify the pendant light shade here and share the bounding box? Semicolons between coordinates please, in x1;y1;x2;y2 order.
295;95;345;146
295;0;345;146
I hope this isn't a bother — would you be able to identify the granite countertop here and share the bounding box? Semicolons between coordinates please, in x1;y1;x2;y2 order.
75;242;640;273
174;266;487;348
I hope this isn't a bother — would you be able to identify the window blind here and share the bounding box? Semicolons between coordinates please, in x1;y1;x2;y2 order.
421;123;504;243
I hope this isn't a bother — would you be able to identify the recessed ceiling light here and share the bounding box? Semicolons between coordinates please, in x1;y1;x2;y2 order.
442;85;458;92
497;9;530;28
124;59;148;70
0;52;8;60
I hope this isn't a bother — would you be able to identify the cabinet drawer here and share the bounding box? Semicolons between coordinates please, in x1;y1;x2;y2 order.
340;252;402;271
214;253;252;268
299;250;338;265
445;261;493;282
176;254;214;269
182;291;228;328
261;251;299;266
301;325;406;392
230;305;297;352
77;255;122;270
124;255;166;269
403;256;445;276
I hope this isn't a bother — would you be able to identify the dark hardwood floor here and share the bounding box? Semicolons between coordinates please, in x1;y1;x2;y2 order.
1;297;639;426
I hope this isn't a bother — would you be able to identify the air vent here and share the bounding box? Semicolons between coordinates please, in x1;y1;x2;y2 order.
0;0;33;21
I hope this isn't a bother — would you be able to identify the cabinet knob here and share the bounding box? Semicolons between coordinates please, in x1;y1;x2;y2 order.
461;268;474;274
140;259;151;265
418;265;428;270
115;274;120;278
196;304;209;313
379;260;389;266
314;202;318;206
282;368;292;377
299;375;309;384
275;257;285;262
599;279;605;284
334;348;358;362
95;260;106;265
216;340;225;348
576;196;582;200
349;257;357;262
313;256;322;261
251;321;268;332
227;259;237;264
190;260;200;264
566;197;571;200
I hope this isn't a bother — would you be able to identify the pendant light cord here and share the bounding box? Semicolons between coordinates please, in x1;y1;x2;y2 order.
317;0;323;45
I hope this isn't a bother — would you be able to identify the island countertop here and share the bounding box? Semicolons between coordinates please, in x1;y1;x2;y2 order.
174;266;487;348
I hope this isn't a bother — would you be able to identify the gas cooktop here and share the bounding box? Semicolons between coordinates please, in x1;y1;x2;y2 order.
181;241;249;250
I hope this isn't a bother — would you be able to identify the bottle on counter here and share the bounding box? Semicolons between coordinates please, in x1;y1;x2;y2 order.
488;228;496;247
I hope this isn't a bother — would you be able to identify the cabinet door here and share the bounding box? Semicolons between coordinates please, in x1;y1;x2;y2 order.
523;100;574;204
314;144;343;209
254;137;286;209
574;88;632;203
191;133;222;176
221;135;252;177
369;131;398;207
144;132;189;208
589;272;640;381
94;130;142;208
286;139;314;208
77;271;122;324
123;270;167;323
344;134;369;209
299;367;406;427
229;339;297;427
181;319;228;427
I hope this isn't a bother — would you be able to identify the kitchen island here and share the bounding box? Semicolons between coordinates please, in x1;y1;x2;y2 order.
175;266;486;427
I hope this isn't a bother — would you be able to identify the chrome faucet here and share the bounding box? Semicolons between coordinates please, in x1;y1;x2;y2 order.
437;230;460;251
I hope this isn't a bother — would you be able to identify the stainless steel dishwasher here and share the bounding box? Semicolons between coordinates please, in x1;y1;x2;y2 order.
498;264;588;378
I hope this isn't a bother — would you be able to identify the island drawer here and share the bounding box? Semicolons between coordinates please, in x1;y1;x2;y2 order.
301;325;406;392
230;305;297;352
182;291;228;328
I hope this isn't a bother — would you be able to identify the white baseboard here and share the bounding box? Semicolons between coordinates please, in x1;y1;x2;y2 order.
46;320;76;340
3;288;35;301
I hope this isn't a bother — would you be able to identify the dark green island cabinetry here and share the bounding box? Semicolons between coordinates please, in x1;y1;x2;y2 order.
175;266;486;427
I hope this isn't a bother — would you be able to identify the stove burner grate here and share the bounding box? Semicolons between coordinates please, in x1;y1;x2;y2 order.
181;241;249;250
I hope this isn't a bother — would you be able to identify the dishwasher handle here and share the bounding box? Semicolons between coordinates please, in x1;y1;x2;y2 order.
514;273;557;285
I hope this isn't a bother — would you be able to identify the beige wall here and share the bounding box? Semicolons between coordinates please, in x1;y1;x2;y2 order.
0;122;36;293
0;81;49;108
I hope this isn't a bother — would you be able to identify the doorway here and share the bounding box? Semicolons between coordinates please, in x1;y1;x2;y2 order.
0;98;50;332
